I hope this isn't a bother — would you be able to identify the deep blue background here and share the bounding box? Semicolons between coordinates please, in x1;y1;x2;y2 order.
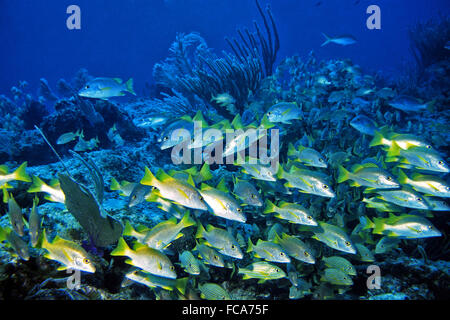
1;0;449;97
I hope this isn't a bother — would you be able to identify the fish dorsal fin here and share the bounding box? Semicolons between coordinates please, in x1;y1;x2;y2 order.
49;179;61;188
200;183;213;191
0;165;9;174
278;201;289;208
186;174;196;187
362;163;379;168
113;78;122;84
192;111;208;127
216;178;228;193
156;169;172;182
231;114;244;130
206;224;215;232
199;163;213;181
133;242;147;251
183;166;198;176
179;115;193;122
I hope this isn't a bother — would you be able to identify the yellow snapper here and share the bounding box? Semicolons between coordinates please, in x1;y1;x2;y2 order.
312;222;357;254
199;180;246;223
238;261;286;283
123;212;196;250
247;238;291;263
320;268;353;286
322;256;356;276
273;232;315;264
278;165;335;198
124;270;188;295
361;213;441;239
337;163;399;189
140;167;207;211
40;229;95;273
0;162;31;188
56;130;83;145
266;102;302;124
287;143;327;168
7;193;25;236
263;200;317;226
78;77;136;99
193;242;225;268
28;196;42;247
375;188;430;209
232;176;263;207
386;143;449;173
27;176;65;203
195;223;243;259
397;169;450;198
111;237;176;279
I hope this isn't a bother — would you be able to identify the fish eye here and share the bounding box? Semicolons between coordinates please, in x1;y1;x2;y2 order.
275;268;280;272
438;161;444;165
416;197;422;201
199;196;204;201
319;158;324;162
191;138;195;143
304;251;310;257
214;255;219;260
83;258;90;264
237;208;242;212
231;245;236;249
251;194;257;199
307;215;313;220
323;185;329;189
170;266;175;271
345;241;351;246
386;176;392;181
426;145;432;149
267;112;271;115
85;85;90;89
132;195;136;199
163;136;168;141
280;252;285;256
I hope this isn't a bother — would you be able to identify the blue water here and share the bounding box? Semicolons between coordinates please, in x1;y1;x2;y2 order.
1;0;449;96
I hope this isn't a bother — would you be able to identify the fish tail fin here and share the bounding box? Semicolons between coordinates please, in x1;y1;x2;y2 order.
140;167;158;187
175;277;189;295
321;33;332;46
372;218;385;234
263;199;276;214
260;114;275;129
123;220;138;238
40;228;50;249
199;163;213;182
369;129;385;147
337;165;351;183
287;143;296;158
2;187;9;203
180;212;196;229
386;141;401;157
27;176;47;193
195;222;206;239
246;238;254;253
126;78;136;95
360;216;375;230
111;237;132;257
13;162;31;183
276;164;285;180
397;169;409;185
110;177;121;191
